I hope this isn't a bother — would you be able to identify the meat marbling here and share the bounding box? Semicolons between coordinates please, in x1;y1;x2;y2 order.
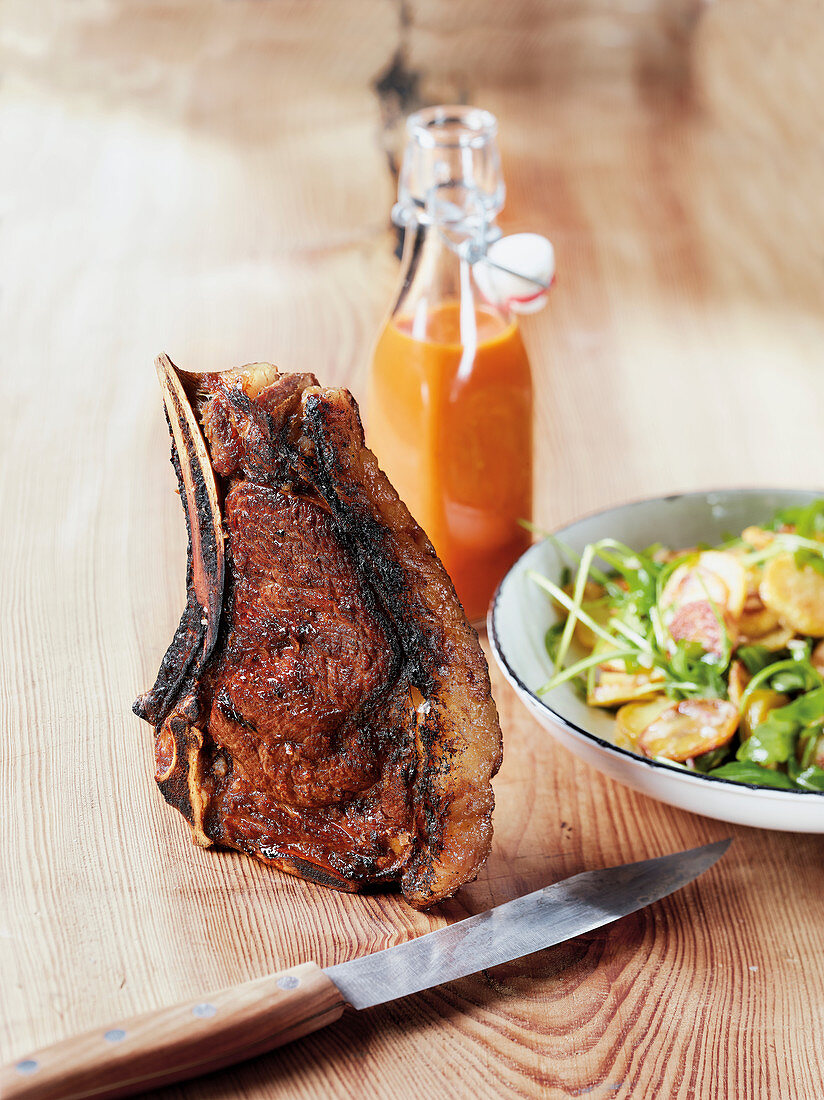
134;355;503;907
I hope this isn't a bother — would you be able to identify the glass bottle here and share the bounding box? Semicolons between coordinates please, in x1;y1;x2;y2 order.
366;106;533;625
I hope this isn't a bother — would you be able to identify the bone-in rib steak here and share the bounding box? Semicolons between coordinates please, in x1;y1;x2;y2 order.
134;356;503;907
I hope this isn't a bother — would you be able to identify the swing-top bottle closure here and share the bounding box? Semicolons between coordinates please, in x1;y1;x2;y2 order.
391;106;554;314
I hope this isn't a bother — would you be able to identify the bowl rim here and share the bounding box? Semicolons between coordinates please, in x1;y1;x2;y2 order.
488;486;824;800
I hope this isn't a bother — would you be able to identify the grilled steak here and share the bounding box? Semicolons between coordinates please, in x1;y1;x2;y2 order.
133;356;503;907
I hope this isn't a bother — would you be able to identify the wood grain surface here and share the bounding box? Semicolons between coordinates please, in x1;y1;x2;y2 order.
1;2;823;1098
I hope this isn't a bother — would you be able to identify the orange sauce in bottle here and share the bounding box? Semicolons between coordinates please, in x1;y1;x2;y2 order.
367;301;533;623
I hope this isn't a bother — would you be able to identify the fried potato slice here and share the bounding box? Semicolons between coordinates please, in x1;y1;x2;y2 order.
750;625;795;651
638;698;739;762
615;696;672;750
738;581;781;641
728;660;751;708
740;689;789;739
668;599;734;656
661;550;746;619
741;526;776;551
760;554;824;637
587;668;664;707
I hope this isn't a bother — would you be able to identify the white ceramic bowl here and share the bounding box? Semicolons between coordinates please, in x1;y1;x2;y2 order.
488;489;824;832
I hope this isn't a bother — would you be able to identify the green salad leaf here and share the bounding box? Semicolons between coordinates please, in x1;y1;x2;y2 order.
736;645;777;676
691;746;730;773
707;761;796;789
738;712;798;765
768;499;824;536
738;687;824;765
788;763;824;791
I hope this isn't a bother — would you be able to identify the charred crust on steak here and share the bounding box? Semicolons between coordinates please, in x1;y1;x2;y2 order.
134;356;503;907
262;854;361;893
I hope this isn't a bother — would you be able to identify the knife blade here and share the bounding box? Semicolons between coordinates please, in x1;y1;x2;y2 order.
0;840;729;1100
326;837;731;1009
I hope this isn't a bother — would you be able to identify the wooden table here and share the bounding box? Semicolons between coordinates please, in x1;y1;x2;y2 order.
2;2;823;1097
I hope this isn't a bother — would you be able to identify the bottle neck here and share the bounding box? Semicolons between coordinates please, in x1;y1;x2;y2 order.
390;223;513;346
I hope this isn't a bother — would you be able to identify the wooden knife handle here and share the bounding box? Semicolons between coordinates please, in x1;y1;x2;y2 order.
0;962;345;1100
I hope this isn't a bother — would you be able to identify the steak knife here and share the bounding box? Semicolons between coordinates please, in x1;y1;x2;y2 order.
0;840;729;1100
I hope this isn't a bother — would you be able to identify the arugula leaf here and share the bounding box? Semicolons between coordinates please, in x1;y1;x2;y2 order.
797;724;824;768
737;653;823;713
768;500;824;535
545;621;564;653
656;640;728;700
736;645;776;676
778;686;824;725
737;712;798;765
738;687;824;765
770;665;822;694
707;761;796;789
691;746;731;773
789;764;824;791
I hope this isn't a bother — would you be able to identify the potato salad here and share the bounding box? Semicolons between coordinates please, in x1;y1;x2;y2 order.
530;502;824;790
